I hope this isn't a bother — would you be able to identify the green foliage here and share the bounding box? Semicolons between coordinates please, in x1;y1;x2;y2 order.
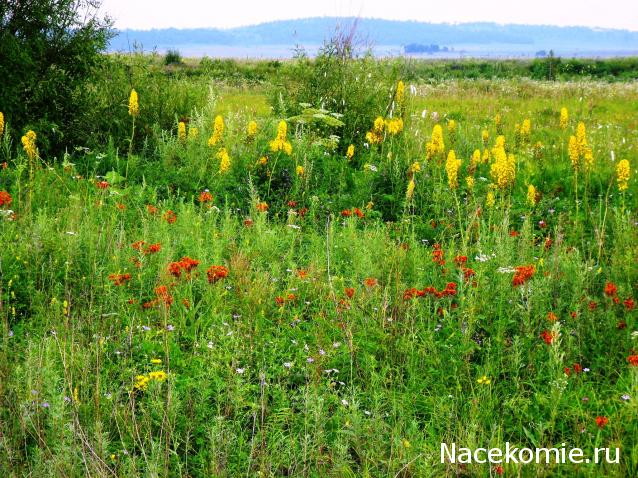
0;0;113;156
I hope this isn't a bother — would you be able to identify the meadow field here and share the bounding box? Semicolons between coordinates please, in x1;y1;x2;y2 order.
0;53;637;477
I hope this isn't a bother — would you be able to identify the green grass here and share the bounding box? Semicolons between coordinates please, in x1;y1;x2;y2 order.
0;72;637;477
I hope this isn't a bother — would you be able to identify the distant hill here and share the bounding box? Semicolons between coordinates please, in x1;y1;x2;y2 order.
108;17;638;57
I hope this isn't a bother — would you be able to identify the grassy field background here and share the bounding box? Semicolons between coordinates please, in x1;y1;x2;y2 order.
0;54;637;477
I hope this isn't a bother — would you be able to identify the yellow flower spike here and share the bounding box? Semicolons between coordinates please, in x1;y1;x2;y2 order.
128;89;139;117
568;135;580;171
481;129;489;145
406;179;415;201
616;159;630;191
486;191;496;208
527;184;537;206
0;111;4;137
247;120;257;137
395;80;405;108
465;176;475;190
296;165;305;176
346;144;355;160
269;120;292;154
216;148;231;173
402;439;411;449
208;115;224;146
559;107;569;129
21;130;38;160
445;150;461;189
177;121;186;142
410;161;421;173
150;358;162;365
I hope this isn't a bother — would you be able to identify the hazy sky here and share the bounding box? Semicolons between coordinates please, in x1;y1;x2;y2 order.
99;0;638;31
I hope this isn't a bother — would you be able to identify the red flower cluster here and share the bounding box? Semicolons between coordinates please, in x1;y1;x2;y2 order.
344;287;355;298
168;257;200;278
0;190;12;207
256;202;268;212
143;285;174;309
96;180;109;190
546;311;558;322
163;210;177;224
132;241;161;255
207;265;229;284
432;244;445;267
540;330;556;345
403;282;458;301
341;208;364;218
275;293;296;306
108;273;131;286
199;190;213;203
564;363;583;376
628;355;638;366
512;265;535;287
604;282;617;297
595;416;608;429
364;278;378;288
147;204;159;215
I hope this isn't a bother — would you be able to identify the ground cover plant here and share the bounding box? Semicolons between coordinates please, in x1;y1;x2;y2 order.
0;51;637;477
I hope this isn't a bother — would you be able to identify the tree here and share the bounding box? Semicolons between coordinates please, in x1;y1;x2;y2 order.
0;0;113;156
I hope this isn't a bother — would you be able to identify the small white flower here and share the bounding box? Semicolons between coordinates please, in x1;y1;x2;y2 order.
236;368;245;374
283;362;292;369
341;399;349;406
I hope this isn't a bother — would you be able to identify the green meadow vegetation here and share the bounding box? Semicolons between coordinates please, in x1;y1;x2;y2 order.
1;11;638;477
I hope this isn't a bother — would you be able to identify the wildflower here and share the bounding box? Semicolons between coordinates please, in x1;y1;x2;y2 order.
568;135;580;170
616;159;630;191
128;89;139;117
163;210;177;224
269;120;293;154
296;165;305;176
199;190;213;203
595;416;608;429
366;117;385;144
0;112;4;137
108;273;131;286
621;394;631;401
21;130;38;160
481;129;489;145
346;144;355;160
426;124;445;160
188;127;199;140
470;149;481;169
495;113;502;133
520;118;531;142
547;312;558;322
0;191;12;207
256;202;268;212
133;375;150;391
385;117;403;135
353;207;364;218
465;176;474;190
96;181;109;190
559;107;569;129
445;150;461;189
527;184;537;206
148;371;167;382
490;146;515;190
154;285;173;307
447;119;457;141
344;287;355;298
207;265;229;284
395;80;405;108
150;358;162;364
147;204;159;215
406;179;415;200
540;330;556;345
477;375;491;385
512;265;535;286
576;122;587;156
604;282;618;297
410;161;421;173
482;149;490;163
247;120;257;137
208;115;224;146
486;191;495;208
178;121;186;142
257;156;268;166
217;148;231;173
628;355;638;366
583;146;594;171
624;298;635;310
364;278;378;288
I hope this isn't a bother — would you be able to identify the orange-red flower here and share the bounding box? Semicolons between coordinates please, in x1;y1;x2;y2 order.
604;282;617;297
432;244;445;266
147;204;159;215
244;218;254;227
454;255;467;266
364;278;378;288
154;285;173;307
108;273;131;286
199;190;213;203
624;298;635;310
145;243;161;255
595;416;608;429
96;181;109;190
0;190;13;207
628;355;638;366
169;257;200;278
341;209;352;217
207;265;229;283
344;287;355;298
547;311;558;322
353;207;364;218
163;210;177;224
256;202;268;212
540;330;556;345
512;265;535;287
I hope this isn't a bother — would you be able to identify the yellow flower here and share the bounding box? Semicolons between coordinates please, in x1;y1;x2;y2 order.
583;146;594;171
520;118;531;142
150;358;162;365
465;176;475;190
402;439;411;449
481;129;489;145
527;184;537;206
495;135;505;150
385;118;403;135
148;371;168;382
0;111;4;137
178;121;186;142
134;375;150;390
257;156;268;166
576;121;587;156
296;165;305;176
188;127;199;140
445;150;461;189
128;89;139;117
477;375;491;385
448;119;456;134
366;117;385;144
471;149;481;168
559;107;568;129
426;124;445;160
568;135;579;171
617;159;630;191
216;147;231;173
247;120;258;137
406;179;415;201
490;145;516;190
395;80;405;107
346;144;355;160
410;161;421;173
495;113;502;133
269;120;292;155
482;149;490;163
208;115;224;146
21;130;38;160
